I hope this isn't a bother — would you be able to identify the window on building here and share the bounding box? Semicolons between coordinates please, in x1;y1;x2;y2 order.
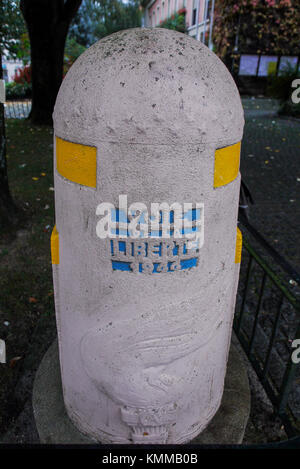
162;1;165;21
2;65;8;83
239;55;260;76
168;0;170;17
152;11;155;26
157;6;160;24
207;0;211;17
192;0;197;26
258;56;278;77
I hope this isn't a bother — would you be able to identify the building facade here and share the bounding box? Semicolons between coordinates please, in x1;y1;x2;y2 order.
2;53;23;83
142;0;215;46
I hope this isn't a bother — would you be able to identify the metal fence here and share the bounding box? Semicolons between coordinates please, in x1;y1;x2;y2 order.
4;100;31;119
235;215;300;437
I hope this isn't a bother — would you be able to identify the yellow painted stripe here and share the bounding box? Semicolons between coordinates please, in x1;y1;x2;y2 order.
214;142;241;188
56;137;97;188
51;225;59;265
235;227;242;264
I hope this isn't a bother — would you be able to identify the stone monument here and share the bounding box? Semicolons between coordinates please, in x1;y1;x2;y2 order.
50;27;244;444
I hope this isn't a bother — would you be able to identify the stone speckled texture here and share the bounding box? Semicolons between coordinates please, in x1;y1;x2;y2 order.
33;338;250;445
52;27;244;443
53;28;243;148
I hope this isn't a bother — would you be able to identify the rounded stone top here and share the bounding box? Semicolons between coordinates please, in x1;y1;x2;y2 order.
53;28;244;147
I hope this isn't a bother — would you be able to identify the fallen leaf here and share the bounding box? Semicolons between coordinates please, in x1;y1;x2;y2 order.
9;356;22;368
32;177;39;181
29;297;38;303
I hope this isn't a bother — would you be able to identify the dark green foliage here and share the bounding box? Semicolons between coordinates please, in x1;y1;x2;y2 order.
159;13;186;34
267;63;300;117
5;82;32;100
69;0;142;47
64;37;86;73
0;0;27;58
267;64;299;101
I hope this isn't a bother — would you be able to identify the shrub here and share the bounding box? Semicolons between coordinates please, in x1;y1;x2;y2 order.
64;37;86;75
267;63;298;101
267;63;300;117
160;13;186;34
5;81;32;99
13;65;31;84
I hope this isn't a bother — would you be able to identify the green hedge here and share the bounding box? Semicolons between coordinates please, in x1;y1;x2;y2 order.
159;13;186;34
267;64;300;118
5;81;32;100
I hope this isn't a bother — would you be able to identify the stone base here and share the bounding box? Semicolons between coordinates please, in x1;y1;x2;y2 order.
32;338;250;445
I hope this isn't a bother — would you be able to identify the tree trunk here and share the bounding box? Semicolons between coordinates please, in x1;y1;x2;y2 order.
20;0;82;125
0;52;19;230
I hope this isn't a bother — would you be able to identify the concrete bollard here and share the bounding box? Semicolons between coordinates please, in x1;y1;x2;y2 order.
51;28;244;444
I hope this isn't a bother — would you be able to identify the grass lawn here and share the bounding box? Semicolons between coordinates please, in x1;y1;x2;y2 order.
0;119;57;436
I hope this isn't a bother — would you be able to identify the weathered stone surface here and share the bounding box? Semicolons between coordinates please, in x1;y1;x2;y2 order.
52;27;244;443
33;339;93;444
33;338;250;445
54;28;244;147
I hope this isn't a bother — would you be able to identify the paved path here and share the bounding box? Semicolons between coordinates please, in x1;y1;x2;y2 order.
241;98;300;273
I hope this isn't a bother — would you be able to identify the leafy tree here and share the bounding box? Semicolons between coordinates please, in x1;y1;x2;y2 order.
0;0;27;228
64;37;86;74
94;0;141;39
20;0;82;124
15;32;31;65
0;51;20;228
213;0;300;71
69;0;102;46
69;0;141;47
0;0;27;59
